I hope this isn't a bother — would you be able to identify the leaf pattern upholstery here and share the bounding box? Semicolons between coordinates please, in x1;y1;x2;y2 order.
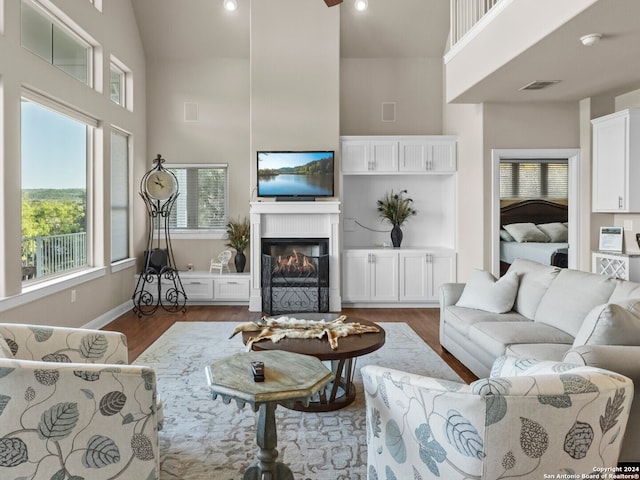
362;356;633;479
0;323;159;480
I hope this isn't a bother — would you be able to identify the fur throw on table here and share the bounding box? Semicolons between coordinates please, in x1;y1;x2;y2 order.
229;315;380;350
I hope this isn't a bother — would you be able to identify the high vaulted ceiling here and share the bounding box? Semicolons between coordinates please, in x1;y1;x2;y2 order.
131;0;640;103
130;0;449;60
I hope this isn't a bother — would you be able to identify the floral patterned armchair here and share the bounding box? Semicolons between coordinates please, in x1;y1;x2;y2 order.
362;356;633;479
0;323;160;480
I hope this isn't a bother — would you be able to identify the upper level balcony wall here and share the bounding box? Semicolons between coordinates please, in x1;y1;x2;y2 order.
444;0;599;104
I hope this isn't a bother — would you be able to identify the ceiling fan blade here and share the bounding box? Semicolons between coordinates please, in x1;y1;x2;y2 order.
324;0;343;6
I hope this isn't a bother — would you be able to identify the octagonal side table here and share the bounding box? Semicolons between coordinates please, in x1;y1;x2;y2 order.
205;350;333;480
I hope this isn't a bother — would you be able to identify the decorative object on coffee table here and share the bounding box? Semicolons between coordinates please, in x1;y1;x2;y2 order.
225;216;250;272
237;313;386;412
205;350;332;480
376;189;416;247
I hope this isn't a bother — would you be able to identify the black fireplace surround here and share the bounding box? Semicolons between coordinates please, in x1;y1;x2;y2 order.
261;238;329;315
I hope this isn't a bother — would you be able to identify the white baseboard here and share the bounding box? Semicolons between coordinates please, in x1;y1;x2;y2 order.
84;301;132;330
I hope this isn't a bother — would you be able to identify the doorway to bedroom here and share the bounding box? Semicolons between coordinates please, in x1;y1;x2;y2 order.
491;149;581;276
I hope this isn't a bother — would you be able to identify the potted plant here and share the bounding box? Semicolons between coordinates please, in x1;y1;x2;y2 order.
225;216;250;272
377;189;417;247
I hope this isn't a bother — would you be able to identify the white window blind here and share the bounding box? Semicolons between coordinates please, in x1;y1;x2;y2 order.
111;129;129;262
500;160;568;200
167;165;228;230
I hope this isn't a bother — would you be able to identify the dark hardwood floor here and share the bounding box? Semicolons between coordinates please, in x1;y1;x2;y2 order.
103;306;478;384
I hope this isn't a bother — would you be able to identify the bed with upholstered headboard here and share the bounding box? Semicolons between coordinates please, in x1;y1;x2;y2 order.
499;199;569;275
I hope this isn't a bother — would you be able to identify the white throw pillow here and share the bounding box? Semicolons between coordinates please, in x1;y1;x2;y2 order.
573;299;640;347
456;270;520;314
537;222;568;242
503;223;549;243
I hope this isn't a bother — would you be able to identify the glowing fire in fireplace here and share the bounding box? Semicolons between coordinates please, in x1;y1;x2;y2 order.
273;250;317;275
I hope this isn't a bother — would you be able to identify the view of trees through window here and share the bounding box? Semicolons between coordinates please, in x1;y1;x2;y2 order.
21;99;88;281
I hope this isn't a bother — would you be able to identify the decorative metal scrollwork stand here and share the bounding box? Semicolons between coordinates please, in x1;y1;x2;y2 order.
132;154;187;316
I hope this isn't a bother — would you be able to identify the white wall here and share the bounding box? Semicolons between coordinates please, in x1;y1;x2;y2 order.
445;102;580;280
0;0;146;326
145;58;250;271
250;0;340;171
340;57;443;135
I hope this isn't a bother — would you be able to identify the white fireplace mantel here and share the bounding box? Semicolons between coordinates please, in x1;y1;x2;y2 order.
249;201;341;312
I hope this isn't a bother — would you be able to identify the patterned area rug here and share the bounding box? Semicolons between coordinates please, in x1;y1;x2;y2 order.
134;321;462;480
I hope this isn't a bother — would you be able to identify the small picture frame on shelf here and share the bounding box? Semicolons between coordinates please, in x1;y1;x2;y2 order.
599;226;623;252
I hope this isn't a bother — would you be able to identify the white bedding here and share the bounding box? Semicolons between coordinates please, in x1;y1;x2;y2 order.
500;241;568;265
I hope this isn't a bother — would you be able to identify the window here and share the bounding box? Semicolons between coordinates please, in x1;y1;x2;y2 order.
21;0;92;85
500;160;568;200
165;165;228;233
110;64;124;105
21;93;95;282
111;129;129;262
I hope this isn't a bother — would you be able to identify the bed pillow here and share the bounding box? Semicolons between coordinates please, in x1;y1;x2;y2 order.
537;222;568;242
573;299;640;347
456;269;520;314
503;223;550;243
499;229;515;242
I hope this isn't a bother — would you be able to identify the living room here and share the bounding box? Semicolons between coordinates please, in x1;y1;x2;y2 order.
2;0;640;477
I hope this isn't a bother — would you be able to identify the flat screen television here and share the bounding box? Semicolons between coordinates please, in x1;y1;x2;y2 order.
257;151;334;199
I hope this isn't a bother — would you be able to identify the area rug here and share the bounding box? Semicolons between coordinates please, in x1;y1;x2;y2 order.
134;321;462;480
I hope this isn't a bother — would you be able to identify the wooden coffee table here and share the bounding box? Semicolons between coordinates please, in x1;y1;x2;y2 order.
241;313;385;412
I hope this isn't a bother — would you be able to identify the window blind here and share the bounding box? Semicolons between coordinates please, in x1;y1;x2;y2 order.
500;160;568;200
168;165;228;230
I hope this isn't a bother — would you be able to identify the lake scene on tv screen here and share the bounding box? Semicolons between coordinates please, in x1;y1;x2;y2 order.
258;151;334;197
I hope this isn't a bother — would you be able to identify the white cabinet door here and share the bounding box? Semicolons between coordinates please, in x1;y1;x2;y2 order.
176;277;214;301
370;141;398;172
592;109;640;212
399;138;456;172
370;251;399;301
342;250;371;302
213;277;250;300
593;113;627;211
399;251;455;301
426;252;456;301
341;140;370;173
399;251;428;301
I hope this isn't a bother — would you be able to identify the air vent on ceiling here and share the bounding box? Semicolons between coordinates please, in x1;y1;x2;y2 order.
519;80;561;91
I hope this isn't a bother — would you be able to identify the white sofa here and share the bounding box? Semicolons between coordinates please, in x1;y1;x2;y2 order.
439;258;640;463
363;358;633;478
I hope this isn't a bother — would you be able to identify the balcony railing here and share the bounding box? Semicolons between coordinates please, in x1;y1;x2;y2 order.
22;232;87;280
450;0;502;47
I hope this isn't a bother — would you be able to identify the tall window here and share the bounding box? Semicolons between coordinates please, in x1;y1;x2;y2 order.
21;0;92;85
500;160;568;200
21;95;93;281
166;165;228;232
111;129;129;262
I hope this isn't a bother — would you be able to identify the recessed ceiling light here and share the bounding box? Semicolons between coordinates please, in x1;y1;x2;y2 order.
223;0;237;12
580;33;602;46
354;0;368;11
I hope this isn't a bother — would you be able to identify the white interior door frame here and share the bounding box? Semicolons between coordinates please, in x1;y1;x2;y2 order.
491;148;581;276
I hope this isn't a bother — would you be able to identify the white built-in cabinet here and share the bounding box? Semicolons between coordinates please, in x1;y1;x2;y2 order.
592;109;640;212
137;272;249;304
340;135;457;305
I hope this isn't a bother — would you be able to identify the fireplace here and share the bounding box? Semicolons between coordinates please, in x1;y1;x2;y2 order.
249;201;341;312
261;238;329;314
